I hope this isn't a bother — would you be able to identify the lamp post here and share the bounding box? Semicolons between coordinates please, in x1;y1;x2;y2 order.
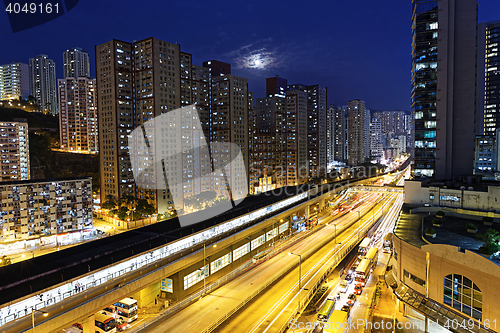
203;244;216;290
31;309;48;332
289;252;302;312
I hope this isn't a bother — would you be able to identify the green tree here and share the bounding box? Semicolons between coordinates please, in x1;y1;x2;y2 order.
477;229;500;255
136;199;155;217
102;200;117;210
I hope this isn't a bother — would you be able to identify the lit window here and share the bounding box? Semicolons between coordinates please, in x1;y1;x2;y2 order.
444;274;482;320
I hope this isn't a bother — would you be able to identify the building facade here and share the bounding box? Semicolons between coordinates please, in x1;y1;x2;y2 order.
0;177;93;243
370;118;383;162
0;122;29;181
287;83;327;179
391;221;500;330
250;78;309;193
63;47;90;79
29;54;57;114
0;62;29;101
411;0;477;179
347;99;369;166
58;77;98;153
96;39;250;214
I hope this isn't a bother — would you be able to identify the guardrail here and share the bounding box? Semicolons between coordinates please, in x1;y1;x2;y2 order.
130;193;397;333
276;197;398;333
129;220;329;333
385;270;497;333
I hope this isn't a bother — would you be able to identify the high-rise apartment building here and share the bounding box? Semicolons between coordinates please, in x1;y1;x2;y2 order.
29;54;57;114
327;105;335;166
287;83;327;179
58;77;98;153
0;121;29;181
411;0;477;179
331;105;346;163
96;39;249;214
250;78;308;193
204;62;249;199
0;62;29;101
63;47;90;78
474;20;500;172
347;99;369;166
370;118;383;162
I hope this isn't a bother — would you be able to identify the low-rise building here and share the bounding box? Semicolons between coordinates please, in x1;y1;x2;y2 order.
387;205;500;332
0;177;93;243
404;180;500;211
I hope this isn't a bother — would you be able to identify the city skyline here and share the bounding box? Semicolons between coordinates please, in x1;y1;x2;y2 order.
2;0;499;111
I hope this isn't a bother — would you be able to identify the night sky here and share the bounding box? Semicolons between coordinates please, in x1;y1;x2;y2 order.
2;0;499;111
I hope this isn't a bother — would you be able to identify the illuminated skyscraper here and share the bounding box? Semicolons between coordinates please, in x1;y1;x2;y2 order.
287;83;327;179
0;62;29;101
58;77;98;153
0;121;29;181
347;99;369;166
411;0;477;179
96;39;249;213
29;54;57;114
63;47;90;78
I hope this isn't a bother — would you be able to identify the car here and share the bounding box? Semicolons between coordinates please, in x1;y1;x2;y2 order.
341;305;351;317
116;318;129;332
72;323;83;331
344;274;353;283
354;283;363;295
347;293;356;306
339;280;348;293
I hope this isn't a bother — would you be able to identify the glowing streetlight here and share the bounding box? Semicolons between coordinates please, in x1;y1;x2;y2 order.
32;309;48;332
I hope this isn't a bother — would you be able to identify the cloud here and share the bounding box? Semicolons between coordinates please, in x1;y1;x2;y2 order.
225;37;290;70
225;36;328;73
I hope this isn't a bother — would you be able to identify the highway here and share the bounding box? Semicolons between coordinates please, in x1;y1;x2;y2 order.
218;194;400;333
140;188;399;333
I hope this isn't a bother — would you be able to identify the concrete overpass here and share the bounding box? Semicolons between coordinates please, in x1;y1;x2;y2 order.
0;160;411;332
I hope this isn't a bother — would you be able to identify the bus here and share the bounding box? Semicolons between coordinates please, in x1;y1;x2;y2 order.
317;299;335;322
322;310;348;333
358;237;371;255
94;313;116;333
306;213;318;229
354;258;372;286
253;251;267;262
365;247;378;268
113;298;138;323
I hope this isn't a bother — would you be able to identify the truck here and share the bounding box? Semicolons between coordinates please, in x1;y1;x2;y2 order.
322;310;348;333
358;237;371;255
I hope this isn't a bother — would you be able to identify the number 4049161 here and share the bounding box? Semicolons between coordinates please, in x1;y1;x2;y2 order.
438;319;496;330
5;3;59;14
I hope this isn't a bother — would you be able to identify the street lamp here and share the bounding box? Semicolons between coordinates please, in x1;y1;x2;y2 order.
356;210;361;239
288;253;302;289
203;243;217;290
289;252;302;312
31;309;48;332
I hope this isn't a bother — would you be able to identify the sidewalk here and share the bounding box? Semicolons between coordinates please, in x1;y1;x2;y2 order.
372;269;450;333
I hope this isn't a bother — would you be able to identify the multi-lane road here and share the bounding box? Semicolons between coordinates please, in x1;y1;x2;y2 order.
139;188;400;333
